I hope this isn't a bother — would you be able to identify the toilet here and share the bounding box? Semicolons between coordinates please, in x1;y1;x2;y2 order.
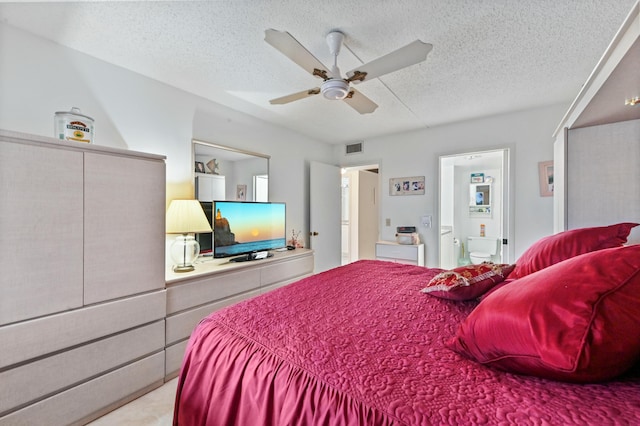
467;236;498;264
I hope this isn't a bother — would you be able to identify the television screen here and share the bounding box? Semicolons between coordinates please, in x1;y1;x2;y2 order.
212;201;286;258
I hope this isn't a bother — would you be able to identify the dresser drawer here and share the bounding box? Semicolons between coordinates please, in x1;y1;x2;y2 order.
375;242;424;266
375;243;417;261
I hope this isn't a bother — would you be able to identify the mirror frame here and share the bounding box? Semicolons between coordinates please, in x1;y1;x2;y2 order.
192;138;270;201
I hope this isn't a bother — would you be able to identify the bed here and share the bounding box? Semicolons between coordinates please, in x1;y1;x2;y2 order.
174;223;640;425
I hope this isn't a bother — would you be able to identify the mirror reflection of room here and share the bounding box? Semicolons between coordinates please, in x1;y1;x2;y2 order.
473;184;490;206
469;182;492;216
193;139;269;202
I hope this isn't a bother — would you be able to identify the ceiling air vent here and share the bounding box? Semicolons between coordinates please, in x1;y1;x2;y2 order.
345;141;364;155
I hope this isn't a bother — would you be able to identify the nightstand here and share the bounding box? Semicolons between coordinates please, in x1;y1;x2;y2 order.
375;241;425;266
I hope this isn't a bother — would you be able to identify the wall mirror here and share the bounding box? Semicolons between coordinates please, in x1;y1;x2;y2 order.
469;183;491;216
192;139;270;202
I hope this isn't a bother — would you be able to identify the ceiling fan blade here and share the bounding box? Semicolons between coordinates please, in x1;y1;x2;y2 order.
342;89;378;114
265;29;330;78
269;88;321;105
346;40;433;84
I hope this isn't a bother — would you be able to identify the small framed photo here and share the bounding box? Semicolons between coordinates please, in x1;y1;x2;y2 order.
195;161;205;173
538;161;554;197
236;184;247;201
470;172;484;183
390;176;425;196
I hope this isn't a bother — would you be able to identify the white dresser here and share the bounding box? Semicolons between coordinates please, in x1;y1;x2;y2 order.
165;249;314;378
375;241;425;266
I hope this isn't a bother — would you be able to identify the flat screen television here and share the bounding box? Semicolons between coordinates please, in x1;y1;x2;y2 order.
210;200;286;259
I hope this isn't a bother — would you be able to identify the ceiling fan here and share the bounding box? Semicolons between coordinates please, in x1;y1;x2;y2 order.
264;29;433;114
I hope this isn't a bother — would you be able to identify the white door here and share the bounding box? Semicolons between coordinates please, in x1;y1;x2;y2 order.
310;161;342;273
356;170;379;260
253;174;268;201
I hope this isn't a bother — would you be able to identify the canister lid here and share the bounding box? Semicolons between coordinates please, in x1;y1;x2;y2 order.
54;107;94;121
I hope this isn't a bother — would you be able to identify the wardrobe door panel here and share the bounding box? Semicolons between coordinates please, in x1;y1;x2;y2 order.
0;141;83;325
84;153;165;304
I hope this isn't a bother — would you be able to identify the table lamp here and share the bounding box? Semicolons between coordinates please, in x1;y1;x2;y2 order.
166;199;212;272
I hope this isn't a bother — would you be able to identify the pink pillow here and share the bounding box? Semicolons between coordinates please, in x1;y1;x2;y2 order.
448;244;640;383
511;222;638;279
421;263;515;301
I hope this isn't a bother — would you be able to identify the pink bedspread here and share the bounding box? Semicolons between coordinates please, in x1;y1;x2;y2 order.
174;260;640;425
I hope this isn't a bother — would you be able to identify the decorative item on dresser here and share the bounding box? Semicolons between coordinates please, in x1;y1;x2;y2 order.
166;199;212;272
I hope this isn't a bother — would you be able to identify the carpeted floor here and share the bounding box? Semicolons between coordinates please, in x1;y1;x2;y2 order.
87;378;177;425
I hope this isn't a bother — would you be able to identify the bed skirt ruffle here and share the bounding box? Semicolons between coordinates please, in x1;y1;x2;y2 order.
174;319;394;425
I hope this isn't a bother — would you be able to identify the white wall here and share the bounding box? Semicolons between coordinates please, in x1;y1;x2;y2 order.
1;22;570;269
232;157;268;201
0;23;334;243
335;104;566;266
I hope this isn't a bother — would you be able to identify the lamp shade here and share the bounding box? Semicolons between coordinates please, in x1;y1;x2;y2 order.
166;200;212;234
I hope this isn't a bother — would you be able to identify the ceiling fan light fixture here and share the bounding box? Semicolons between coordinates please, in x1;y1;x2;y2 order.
321;79;350;100
625;96;640;106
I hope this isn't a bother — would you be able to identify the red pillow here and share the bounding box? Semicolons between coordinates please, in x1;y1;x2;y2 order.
421;263;515;301
511;222;638;279
448;244;640;383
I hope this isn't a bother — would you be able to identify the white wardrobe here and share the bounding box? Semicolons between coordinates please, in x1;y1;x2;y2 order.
195;172;225;201
0;130;166;424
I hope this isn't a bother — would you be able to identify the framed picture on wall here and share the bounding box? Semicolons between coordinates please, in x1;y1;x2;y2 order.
470;172;484;183
538;161;554;197
389;176;425;196
236;184;247;201
195;161;205;173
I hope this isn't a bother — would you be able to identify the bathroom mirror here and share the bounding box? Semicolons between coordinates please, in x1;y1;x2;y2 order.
192;139;269;202
469;183;491;216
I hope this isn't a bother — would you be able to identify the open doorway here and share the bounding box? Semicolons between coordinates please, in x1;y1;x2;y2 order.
439;149;512;268
253;174;268;201
341;165;380;265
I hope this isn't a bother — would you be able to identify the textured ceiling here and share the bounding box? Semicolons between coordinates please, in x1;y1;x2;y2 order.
0;0;636;144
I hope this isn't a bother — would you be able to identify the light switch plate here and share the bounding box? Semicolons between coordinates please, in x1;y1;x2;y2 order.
421;215;432;228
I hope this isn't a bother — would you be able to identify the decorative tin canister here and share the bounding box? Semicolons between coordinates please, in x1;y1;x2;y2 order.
54;107;94;143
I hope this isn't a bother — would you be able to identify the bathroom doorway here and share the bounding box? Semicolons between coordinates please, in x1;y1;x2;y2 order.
439;149;513;268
